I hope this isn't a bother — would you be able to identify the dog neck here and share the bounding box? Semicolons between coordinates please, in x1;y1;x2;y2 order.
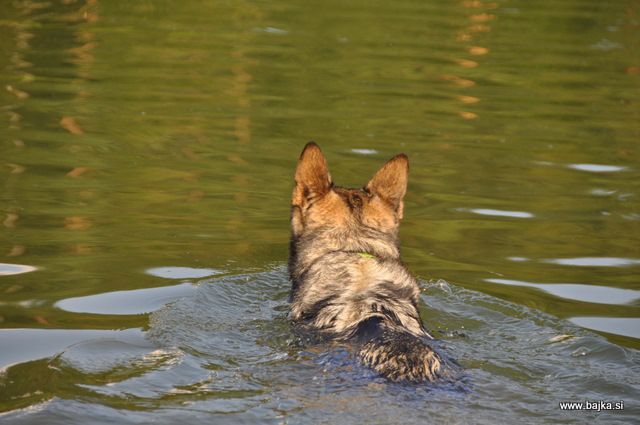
288;226;400;283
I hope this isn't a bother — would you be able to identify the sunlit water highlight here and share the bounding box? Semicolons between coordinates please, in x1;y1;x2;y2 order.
485;278;640;305
0;264;37;276
55;283;195;315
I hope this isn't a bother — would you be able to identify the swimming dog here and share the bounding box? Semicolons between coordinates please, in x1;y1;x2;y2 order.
288;142;443;382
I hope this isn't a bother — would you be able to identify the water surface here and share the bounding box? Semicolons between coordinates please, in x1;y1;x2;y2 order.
1;0;639;423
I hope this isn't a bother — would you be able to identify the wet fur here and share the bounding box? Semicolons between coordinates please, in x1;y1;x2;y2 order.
288;142;444;382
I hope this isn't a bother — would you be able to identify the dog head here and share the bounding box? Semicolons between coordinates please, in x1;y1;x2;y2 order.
291;142;409;239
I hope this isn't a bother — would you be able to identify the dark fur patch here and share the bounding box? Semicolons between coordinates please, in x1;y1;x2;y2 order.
352;316;384;341
359;329;442;382
299;294;339;322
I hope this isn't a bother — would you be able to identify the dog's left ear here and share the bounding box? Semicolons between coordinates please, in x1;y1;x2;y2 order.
292;142;332;207
366;154;408;219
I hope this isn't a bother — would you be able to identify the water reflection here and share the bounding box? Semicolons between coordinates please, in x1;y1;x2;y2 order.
2;213;19;228
0;263;37;276
254;26;289;35
0;328;145;370
145;267;223;279
544;257;640;267
589;188;617;196
59;116;84;135
6;245;26;258
506;256;529;262
351;148;378;155
486;278;640;305
569;317;640;339
568;163;628;173
449;0;497;120
461;208;534;218
55;283;195;315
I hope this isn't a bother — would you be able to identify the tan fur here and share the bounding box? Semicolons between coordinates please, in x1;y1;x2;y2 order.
288;142;444;382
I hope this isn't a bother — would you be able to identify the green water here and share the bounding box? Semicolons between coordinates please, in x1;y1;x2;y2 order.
1;0;639;423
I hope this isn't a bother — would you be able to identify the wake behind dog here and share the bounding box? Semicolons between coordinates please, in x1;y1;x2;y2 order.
288;142;446;382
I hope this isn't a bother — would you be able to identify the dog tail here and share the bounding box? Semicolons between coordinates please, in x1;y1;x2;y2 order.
357;328;443;382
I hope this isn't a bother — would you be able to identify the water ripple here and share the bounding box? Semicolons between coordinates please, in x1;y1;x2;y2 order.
145;267;224;279
2;270;639;424
350;148;379;155
55;283;196;315
463;208;534;219
0;263;37;276
0;328;145;371
485;278;640;305
544;257;640;267
569;317;640;339
567;163;627;173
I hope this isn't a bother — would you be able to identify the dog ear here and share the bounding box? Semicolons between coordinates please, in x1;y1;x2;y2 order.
365;154;408;218
292;142;332;207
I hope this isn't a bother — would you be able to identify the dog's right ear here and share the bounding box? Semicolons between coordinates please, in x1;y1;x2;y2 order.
292;142;332;207
365;153;408;220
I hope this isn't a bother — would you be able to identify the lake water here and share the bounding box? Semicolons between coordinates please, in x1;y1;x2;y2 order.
1;0;639;423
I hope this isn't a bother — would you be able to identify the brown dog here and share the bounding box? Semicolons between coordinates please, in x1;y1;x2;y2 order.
288;142;443;382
